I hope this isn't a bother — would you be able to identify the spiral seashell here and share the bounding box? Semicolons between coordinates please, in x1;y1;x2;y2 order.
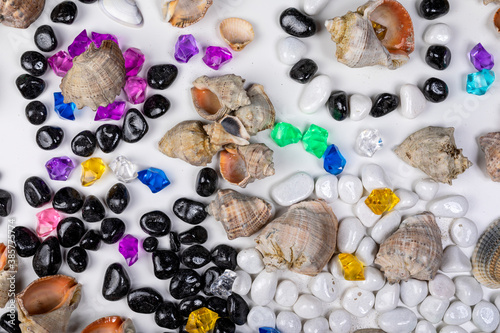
233;84;275;135
0;0;45;28
0;243;16;308
161;0;213;28
82;316;136;333
219;17;255;51
479;132;500;182
472;219;500;289
203;119;249;146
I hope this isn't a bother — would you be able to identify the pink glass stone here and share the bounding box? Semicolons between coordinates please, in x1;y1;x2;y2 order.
68;29;92;58
91;31;119;48
123;47;145;76
119;234;139;266
48;51;73;77
124;77;147;104
203;46;233;70
470;43;494;71
95;101;126;120
36;208;62;238
45;156;75;181
174;34;199;63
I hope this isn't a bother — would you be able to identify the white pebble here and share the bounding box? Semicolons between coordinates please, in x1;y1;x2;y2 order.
315;174;338;202
277;37;307;65
414;178;439;201
271;172;314;206
494;294;500;311
355;237;377;266
341;287;374;317
251;270;278;306
276;311;302;333
454;276;483;306
328;254;343;279
303;0;329;15
400;278;428;308
449;217;478;248
349;94;372;121
232;270;251;296
375;281;400;313
424;23;452;45
370;210;402;244
303;317;330;333
309;272;339;302
439;326;467;333
337;217;365;253
237;248;264;274
275;280;299;307
419;295;450;323
429;273;455;299
247;306;276;331
293;294;323;319
444;301;471;325
338;174;363;204
355;196;381;228
428;195;469;218
299;75;332;114
394;189;419;210
378;307;417;333
472;301;500;332
328;309;351;333
440;246;472;273
361;163;393;191
415;320;437;333
356;267;385;291
400;84;427;119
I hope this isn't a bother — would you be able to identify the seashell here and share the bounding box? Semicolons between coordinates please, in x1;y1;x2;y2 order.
203;119;249;146
394;126;472;185
16;274;82;333
0;243;16;308
495;8;500;33
219;143;275;188
255;199;338;276
325;0;414;69
60;40;125;111
207;189;273;240
219;18;255;51
0;0;45;29
233;84;276;136
158;120;221;167
484;0;500;4
161;0;213;28
191;74;251;121
99;0;144;27
479;132;500;182
375;212;443;284
82;316;136;333
472;218;500;288
220;115;251;141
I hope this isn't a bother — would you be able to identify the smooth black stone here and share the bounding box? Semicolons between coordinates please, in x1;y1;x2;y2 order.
21;51;47;77
425;45;451;70
78;0;97;3
170;232;181;252
57;217;85;247
179;226;208;245
181;245;211;269
179;320;188;333
80;230;101;251
127;287;163;313
173;198;207;225
102;262;131;301
12;226;40;258
16;74;45;100
211;244;237;270
67;246;88;273
423;77;449;103
32;236;61;277
122;109;148;143
0;312;21;333
71;130;97;157
370;93;400;118
25;101;48;125
51;1;78;24
327;91;349;121
140;210;171;237
147;64;178;90
155;302;182;329
227;294;249;325
52;187;84;214
143;236;158;252
0;189;12;217
201;266;223;296
143;94;170;119
34;25;58;52
289;58;318;84
100;218;126;244
419;0;450;20
179;295;206;317
214;318;235;333
36;126;64;150
279;7;316;38
24;176;52;208
169;269;202;300
81;195;106;222
195;168;218;197
105;183;129;214
207;297;228;317
152;250;180;280
96;124;121;153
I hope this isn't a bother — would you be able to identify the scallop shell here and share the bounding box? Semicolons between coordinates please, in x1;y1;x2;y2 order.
161;0;213;28
233;84;276;135
472;219;500;288
207;189;273;240
479;132;500;182
99;0;144;27
0;0;44;29
375;212;442;283
16;275;82;333
191;74;251;121
0;243;16;308
255;199;338;276
394;126;472;185
203;120;249;146
219;18;255;51
60;40;126;111
82;316;136;333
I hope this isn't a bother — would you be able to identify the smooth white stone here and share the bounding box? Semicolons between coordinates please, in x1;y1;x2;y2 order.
415;320;437;333
429;273;455;300
370;210;402;244
401;278;428;308
315;174;338;202
303;317;330;333
247;306;276;331
232;270;252;296
299;75;332;114
454;276;483;306
309;272;340;302
400;84;427;119
361;164;393;191
414;178;439;201
375;281;400;313
444;301;472;325
378;307;417;333
355;237;378;266
337;174;363;204
450;217;479;248
275;280;299;307
251;270;278;306
428;195;469;218
337;217;365;253
328;309;351;333
341;287;374;317
424;23;452;45
356;267;385;291
293;294;323;319
440;246;472;273
328;254;343;279
237;248;264;274
494;295;500;312
271;172;314;206
472;301;500;332
277;37;307;65
304;0;329;15
349;94;372;121
394;189;419;210
276;311;302;333
419;296;450;323
355;197;381;228
439;326;467;333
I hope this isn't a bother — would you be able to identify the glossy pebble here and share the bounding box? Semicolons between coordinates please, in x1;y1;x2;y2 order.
361;164;392;191
276;311;301;333
308;272;339;302
426;45;452;70
328;254;343;279
429;273;456;299
355;237;377;265
449;217;478;247
277;37;307;65
400;278;428;308
428;195;468;217
349;94;371;121
275;280;299;307
293;294;323;319
415;320;436;333
250;270;278;306
279;7;316;38
35;25;58;52
439;326;467;333
303;317;329;333
303;0;329;15
472;301;500;332
328;309;351;333
375;281;400;313
424;23;452;45
394;189;418;210
338;174;363;204
270;172;314;206
247;306;275;331
444;301;471;325
454;276;483;306
355;197;381;228
341;287;374;317
337;217;365;253
370;210;401;244
232;270;251;296
400;84;427;119
299;75;331;114
419;296;450;323
356;267;385;291
236;248;264;274
315;174;338;202
414;178;439;201
440;245;472;273
378;307;417;333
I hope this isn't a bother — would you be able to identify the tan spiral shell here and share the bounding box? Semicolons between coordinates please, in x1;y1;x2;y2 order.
479;132;500;182
0;0;45;28
82;316;136;333
233;84;276;136
472;219;500;289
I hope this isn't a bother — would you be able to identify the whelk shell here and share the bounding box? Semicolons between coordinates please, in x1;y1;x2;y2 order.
99;0;144;28
472;218;500;289
207;189;273;240
16;274;82;333
255;199;338;276
203;118;249;146
82;316;136;333
233;84;276;136
0;243;16;308
162;0;213;28
479;132;500;182
375;212;443;283
0;0;45;29
219;18;255;52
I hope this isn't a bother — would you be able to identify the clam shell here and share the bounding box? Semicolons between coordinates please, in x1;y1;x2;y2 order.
82;316;136;333
233;84;276;135
162;0;213;28
0;0;44;29
255;199;338;276
219;18;255;51
479;132;500;182
99;0;144;27
375;212;442;283
472;218;500;289
0;243;16;308
207;189;273;240
203;120;249;146
60;40;125;111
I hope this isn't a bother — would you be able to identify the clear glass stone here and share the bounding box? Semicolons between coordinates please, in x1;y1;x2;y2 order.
355;129;383;157
108;156;138;183
210;269;237;297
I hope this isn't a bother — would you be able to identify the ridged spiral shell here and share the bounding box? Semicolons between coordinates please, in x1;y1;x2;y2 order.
479;132;500;182
472;219;500;289
0;0;45;28
82;316;136;333
233;84;275;135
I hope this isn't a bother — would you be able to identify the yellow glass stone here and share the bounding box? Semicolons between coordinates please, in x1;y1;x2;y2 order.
185;307;219;333
338;253;365;281
81;157;106;187
364;188;400;215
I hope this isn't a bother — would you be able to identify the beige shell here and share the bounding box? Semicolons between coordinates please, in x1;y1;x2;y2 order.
0;243;16;308
16;275;82;333
60;40;125;111
207;189;273;240
162;0;213;28
375;212;442;283
219;18;255;51
203;121;249;146
0;0;44;28
394;126;472;185
82;316;136;333
191;74;251;121
255;199;338;276
472;218;500;288
484;0;500;4
158;120;221;167
233;84;275;135
479;132;500;182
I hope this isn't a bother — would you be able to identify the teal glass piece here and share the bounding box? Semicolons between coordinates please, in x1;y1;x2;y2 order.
466;69;495;96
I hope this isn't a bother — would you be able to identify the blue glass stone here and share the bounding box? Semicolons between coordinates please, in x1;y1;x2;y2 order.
323;144;346;175
466;69;495;96
54;92;76;120
137;167;171;193
259;328;281;333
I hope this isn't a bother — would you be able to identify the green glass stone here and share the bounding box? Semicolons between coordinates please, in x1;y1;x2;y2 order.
270;122;302;147
302;124;329;158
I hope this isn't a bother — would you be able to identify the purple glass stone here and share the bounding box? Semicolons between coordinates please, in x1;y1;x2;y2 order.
91;31;119;48
48;51;73;77
95;101;126;121
174;34;199;63
68;29;92;58
119;234;139;266
45;156;76;181
124;77;147;104
470;43;494;71
203;46;233;70
123;47;145;76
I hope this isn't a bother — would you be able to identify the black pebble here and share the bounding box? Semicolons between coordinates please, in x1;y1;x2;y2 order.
21;51;47;77
105;183;129;214
370;93;400;118
36;126;64;150
0;311;21;333
96;124;121;153
170;232;181;252
214;318;235;333
122;109;148;143
143;237;158;252
279;7;316;38
179;295;206;317
140;210;171;237
195;168;218;197
147;64;178;90
227;294;249;325
170;269;202;299
25;101;47;125
425;45;451;70
206;297;228;317
16;74;45;100
181;245;211;269
211;244;237;270
13;226;40;258
80;229;101;251
24;176;52;208
0;189;12;217
51;1;78;24
289;58;318;84
100;218;126;244
179;320;189;333
34;25;58;52
81;195;106;222
173;198;207;225
143;94;170;119
67;246;88;273
57;217;86;247
202;266;223;296
102;262;131;301
32;236;61;277
419;0;450;20
53;187;84;214
179;226;208;245
327;91;349;121
155;302;182;329
423;77;449;103
78;0;97;3
71;130;97;157
152;250;180;280
127;287;163;313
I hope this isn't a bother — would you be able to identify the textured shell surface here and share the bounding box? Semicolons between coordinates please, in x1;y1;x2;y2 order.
0;243;16;308
162;0;213;28
82;316;136;333
394;126;472;185
207;189;273;240
375;212;443;283
60;41;126;111
472;219;500;289
484;0;500;4
203;121;249;146
0;0;44;28
99;0;144;27
219;17;255;51
255;199;338;276
234;84;276;135
479;132;500;182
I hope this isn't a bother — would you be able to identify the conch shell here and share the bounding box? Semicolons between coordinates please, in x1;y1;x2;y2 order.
325;0;414;69
203;116;250;146
0;243;16;308
207;189;273;240
375;212;443;283
472;218;500;288
0;0;45;28
234;84;275;135
219;18;255;51
162;0;213;28
255;199;338;276
479;132;500;182
16;275;82;333
394;126;472;185
82;316;136;333
60;40;125;111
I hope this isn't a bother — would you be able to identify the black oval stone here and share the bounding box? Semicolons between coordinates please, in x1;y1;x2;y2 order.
143;94;170;119
71;130;97;157
81;195;106;222
122;109;148;143
96;124;121;153
105;183;129;214
327;91;349;121
423;77;449;103
127;287;163;313
201;266;223;296
0;190;11;217
53;187;84;213
51;1;78;24
179;295;206;317
34;25;58;52
32;236;61;277
214;318;235;333
147;64;178;90
170;232;181;252
152;250;180;280
67;246;88;273
425;45;451;70
181;245;211;269
173;198;207;225
24;176;52;208
419;0;450;20
13;226;40;258
143;236;158;252
140;210;171;237
195;168;218;197
289;58;318;84
36;126;64;150
155;302;182;329
207;297;228;317
78;0;97;3
0;311;21;333
179;226;208;245
25;101;48;125
101;218;126;244
21;51;47;77
102;262;131;301
279;7;316;38
227;294;249;325
370;93;400;118
16;74;45;100
57;217;85;247
80;229;101;251
170;269;202;299
211;244;237;270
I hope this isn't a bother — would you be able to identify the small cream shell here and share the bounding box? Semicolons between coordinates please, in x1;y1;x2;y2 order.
219;18;255;51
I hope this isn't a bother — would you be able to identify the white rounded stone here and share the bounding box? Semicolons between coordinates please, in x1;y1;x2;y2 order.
361;163;393;191
315;174;338;202
450;217;478;248
472;301;500;332
251;270;278;306
328;254;343;279
401;278;428;308
356;266;385;291
309;272;339;302
328;309;351;333
429;273;455;300
394;189;419;210
400;84;427;119
293;294;323;319
338;174;363;204
428;195;469;218
299;75;332;114
439;326;467;333
415;320;437;333
355;237;377;266
237;248;264;274
277;37;307;65
419;295;450;323
303;317;330;333
271;172;314;206
354;196;381;228
247;306;276;331
276;311;302;333
454;276;483;306
370;210;402;244
443;301;471;325
275;280;299;307
337;217;365;253
375;281;400;313
303;0;329;15
377;307;417;333
341;287;374;317
424;23;452;45
440;245;472;273
414;178;439;201
494;295;500;311
349;94;372;121
232;270;252;296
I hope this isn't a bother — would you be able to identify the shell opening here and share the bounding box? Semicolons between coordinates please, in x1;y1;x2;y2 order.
371;21;387;40
191;88;222;115
220;150;247;184
22;276;79;315
82;316;126;333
